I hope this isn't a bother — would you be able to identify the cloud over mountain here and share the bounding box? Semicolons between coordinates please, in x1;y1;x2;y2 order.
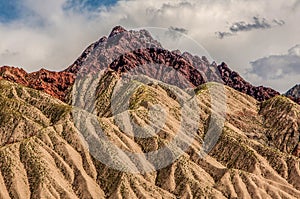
249;45;300;79
246;44;300;92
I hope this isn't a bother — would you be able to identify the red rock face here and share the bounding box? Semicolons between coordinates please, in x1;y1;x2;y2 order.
0;66;28;85
0;66;74;101
108;48;210;88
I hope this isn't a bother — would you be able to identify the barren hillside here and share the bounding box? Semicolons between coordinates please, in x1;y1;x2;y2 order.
0;27;299;199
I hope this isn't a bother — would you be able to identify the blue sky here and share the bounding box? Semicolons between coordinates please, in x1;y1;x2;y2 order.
0;0;118;22
0;0;22;22
63;0;118;11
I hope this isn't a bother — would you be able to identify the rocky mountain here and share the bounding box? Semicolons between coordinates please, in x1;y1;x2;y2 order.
0;26;299;198
0;26;280;103
0;66;74;101
66;26;280;102
285;84;300;104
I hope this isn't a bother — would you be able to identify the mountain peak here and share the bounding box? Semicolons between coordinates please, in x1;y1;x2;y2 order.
108;25;127;37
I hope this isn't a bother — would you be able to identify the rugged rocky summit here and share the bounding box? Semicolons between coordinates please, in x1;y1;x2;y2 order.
0;26;284;103
0;26;299;198
285;84;300;104
65;25;163;75
66;26;280;102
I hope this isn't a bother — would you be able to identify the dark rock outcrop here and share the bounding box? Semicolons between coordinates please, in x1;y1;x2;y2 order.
285;84;300;104
217;62;280;101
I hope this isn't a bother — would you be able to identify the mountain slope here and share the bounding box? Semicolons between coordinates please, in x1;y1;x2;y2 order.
0;80;104;198
0;76;299;198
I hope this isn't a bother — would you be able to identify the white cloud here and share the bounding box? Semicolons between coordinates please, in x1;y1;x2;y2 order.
246;45;300;92
0;0;299;92
215;16;285;39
